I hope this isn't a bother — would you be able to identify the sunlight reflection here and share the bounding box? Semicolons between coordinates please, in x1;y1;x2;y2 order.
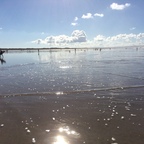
53;125;80;144
59;66;72;69
58;126;79;137
54;135;68;144
52;126;80;144
55;92;64;95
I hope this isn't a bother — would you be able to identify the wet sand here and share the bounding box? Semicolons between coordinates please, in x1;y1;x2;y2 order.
0;88;144;144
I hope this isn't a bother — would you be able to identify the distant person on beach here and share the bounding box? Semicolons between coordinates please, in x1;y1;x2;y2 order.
0;50;5;56
0;57;6;64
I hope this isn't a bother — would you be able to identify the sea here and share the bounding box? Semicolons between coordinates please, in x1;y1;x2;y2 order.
1;48;144;95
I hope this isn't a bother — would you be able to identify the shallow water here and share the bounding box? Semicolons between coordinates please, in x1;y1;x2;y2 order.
0;48;144;144
1;48;144;95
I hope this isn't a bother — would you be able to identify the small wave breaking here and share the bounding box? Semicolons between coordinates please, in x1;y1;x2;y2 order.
0;85;144;97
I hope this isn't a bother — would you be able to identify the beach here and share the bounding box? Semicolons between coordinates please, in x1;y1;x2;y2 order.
0;48;144;144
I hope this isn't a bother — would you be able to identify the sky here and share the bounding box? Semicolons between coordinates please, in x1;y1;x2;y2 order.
0;0;144;48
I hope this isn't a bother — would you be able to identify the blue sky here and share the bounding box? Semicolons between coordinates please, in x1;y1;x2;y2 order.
0;0;144;48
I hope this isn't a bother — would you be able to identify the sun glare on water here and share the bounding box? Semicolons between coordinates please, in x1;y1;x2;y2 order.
54;135;68;144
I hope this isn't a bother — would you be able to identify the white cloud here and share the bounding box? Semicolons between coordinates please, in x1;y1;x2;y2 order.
71;17;79;26
32;30;87;46
110;3;131;10
94;35;106;41
94;33;144;47
32;31;144;47
94;13;104;17
137;33;144;39
71;22;78;26
82;13;93;19
32;39;43;44
130;27;136;30
74;17;78;21
71;30;87;42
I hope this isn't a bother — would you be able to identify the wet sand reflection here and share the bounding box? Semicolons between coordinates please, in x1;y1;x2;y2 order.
0;89;144;144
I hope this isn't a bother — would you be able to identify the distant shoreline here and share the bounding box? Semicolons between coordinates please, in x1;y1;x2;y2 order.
0;45;143;51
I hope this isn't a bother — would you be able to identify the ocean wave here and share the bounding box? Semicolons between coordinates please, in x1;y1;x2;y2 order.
0;85;144;97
